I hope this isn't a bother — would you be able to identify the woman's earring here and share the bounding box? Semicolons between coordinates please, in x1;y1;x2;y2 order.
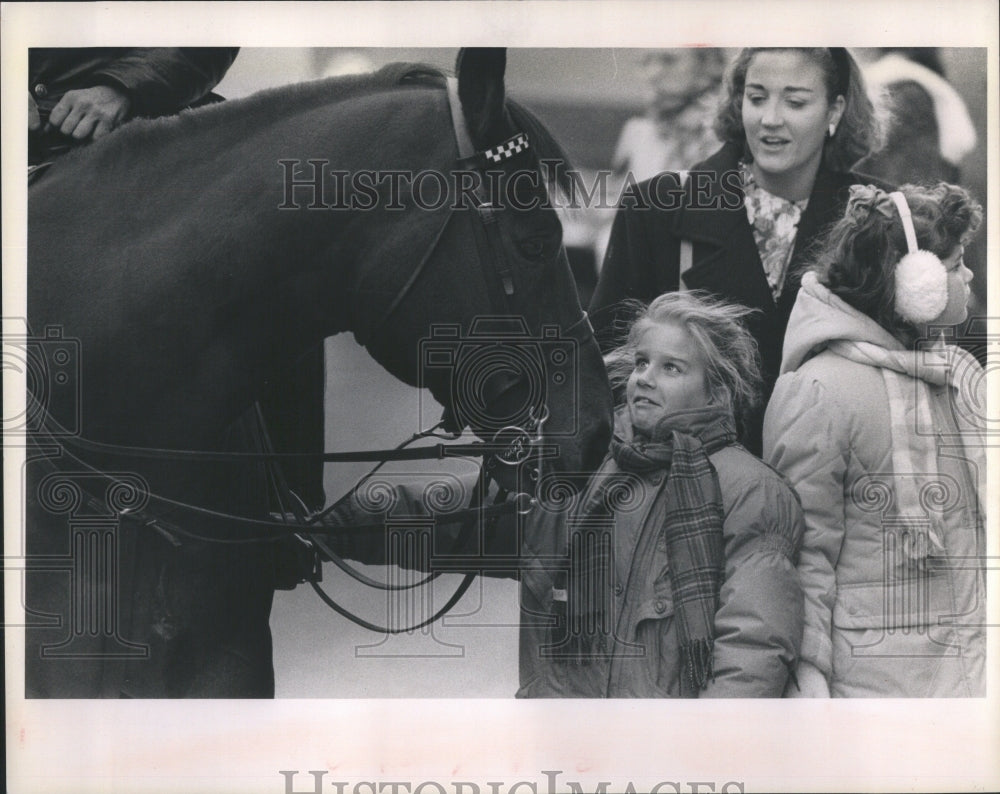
828;122;837;138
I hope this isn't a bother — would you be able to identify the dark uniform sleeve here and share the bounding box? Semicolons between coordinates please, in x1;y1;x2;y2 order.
318;472;519;579
91;48;240;117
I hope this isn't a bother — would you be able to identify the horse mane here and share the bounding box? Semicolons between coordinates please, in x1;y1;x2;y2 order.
49;60;574;197
200;60;449;123
56;63;449;169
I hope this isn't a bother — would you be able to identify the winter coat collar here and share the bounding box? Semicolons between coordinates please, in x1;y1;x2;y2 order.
782;271;985;394
781;271;906;374
668;142;749;246
668;142;867;313
670;142;856;245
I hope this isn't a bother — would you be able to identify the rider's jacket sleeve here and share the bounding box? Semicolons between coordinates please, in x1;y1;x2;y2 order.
30;48;240;117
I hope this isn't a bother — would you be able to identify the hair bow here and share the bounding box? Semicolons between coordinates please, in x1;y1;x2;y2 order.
846;184;896;222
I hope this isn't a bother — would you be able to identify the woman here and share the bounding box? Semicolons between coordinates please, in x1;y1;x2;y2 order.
517;291;804;697
590;47;886;454
763;183;985;697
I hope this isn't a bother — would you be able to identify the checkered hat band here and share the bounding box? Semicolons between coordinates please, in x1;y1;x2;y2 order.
482;133;530;164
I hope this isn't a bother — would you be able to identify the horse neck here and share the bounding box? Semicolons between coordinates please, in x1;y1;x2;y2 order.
218;82;456;333
29;81;456;446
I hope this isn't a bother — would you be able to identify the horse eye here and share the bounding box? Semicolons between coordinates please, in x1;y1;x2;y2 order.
519;238;548;260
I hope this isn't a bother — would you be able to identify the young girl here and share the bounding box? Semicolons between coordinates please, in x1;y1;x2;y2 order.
764;182;985;697
518;291;805;697
591;47;887;456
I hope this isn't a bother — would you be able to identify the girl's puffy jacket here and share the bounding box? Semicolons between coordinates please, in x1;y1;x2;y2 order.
764;274;986;697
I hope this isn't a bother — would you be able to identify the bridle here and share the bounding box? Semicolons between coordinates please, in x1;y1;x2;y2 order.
26;76;597;633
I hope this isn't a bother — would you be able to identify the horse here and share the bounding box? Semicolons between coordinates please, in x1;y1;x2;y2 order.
21;48;613;698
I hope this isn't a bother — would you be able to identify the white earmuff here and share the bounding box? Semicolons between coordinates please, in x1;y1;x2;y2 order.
889;191;948;324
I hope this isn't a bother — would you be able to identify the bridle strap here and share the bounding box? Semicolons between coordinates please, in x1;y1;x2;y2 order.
446;77;517;301
360;76;498;348
361;208;453;350
251;401;451;596
308;464;503;634
26;427;522;545
55;432;553;464
447;77;477;161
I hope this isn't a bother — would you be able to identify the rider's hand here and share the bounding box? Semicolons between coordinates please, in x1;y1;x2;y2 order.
46;85;132;141
29;92;41;131
784;659;831;698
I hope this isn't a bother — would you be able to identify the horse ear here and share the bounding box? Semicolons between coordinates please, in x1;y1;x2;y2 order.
455;47;508;148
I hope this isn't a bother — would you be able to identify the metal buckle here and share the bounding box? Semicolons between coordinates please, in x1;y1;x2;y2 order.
490;425;534;466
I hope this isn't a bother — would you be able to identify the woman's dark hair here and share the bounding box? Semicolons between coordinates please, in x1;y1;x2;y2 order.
714;47;884;172
814;182;982;343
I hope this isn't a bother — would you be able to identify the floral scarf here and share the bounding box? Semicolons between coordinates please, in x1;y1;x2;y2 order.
742;161;809;302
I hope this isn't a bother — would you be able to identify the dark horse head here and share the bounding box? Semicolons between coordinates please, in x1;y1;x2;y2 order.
23;48;611;697
351;49;615;476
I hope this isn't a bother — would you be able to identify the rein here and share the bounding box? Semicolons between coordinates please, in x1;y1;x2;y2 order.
45;422;556;465
28;415;537;545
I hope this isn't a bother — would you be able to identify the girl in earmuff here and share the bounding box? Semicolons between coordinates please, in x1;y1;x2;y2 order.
764;182;985;697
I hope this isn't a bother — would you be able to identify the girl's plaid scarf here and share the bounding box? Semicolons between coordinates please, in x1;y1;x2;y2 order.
565;405;735;692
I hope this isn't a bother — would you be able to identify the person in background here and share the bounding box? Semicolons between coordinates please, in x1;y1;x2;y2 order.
858;48;977;186
590;48;886;455
764;183;985;697
611;48;726;183
29;47;239;165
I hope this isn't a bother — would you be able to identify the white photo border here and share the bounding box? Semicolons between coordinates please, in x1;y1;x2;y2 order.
3;2;998;792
